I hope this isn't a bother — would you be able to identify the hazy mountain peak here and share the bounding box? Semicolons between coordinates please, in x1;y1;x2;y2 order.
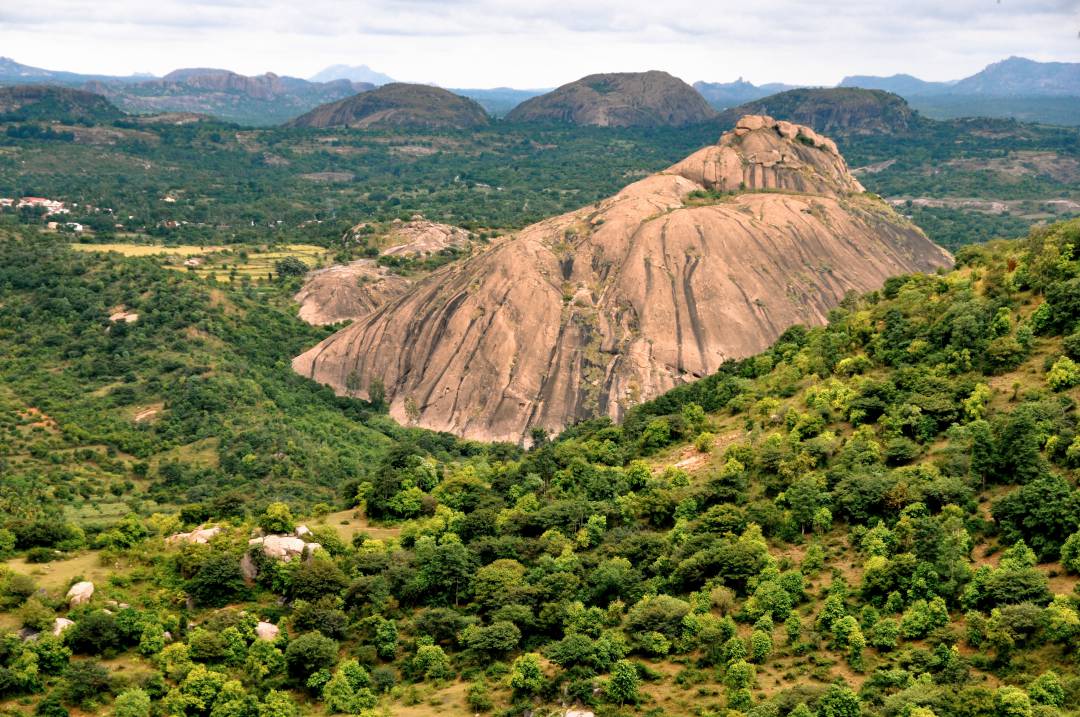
309;64;395;85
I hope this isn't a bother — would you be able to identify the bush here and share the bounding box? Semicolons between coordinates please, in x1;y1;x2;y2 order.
1047;356;1080;391
284;632;339;681
112;688;151;717
65;610;123;656
185;550;249;607
58;660;112;708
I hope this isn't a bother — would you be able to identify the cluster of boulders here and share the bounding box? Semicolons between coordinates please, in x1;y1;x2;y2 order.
241;526;322;581
165;525;222;545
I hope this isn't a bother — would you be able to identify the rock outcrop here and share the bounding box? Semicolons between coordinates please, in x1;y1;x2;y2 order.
288;83;490;130
255;621;280;641
379;217;472;257
166;525;221;544
506;71;717;128
248;535;320;562
294;261;411;325
52;618;75;636
66;581;94;607
294;116;952;443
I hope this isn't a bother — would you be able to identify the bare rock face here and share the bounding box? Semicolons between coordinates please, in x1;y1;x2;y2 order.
255;621;280;641
52;618;75;636
506;71;717;128
249;535;320;562
381;217;472;257
294;261;411;325
66;581;94;607
294;116;952;443
288;83;490;130
166;525;222;545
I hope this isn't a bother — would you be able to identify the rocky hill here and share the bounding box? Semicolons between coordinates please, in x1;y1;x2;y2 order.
288;83;490;130
718;88;919;136
506;71;717;127
294;115;952;442
0;85;123;123
83;69;370;126
951;56;1080;96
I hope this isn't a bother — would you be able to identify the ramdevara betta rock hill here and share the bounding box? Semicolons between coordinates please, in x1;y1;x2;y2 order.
293;115;953;443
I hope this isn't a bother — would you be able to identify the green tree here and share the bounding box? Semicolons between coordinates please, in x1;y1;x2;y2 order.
509;653;544;697
259;502;295;534
284;632;338;682
994;686;1033;717
112;688;151;717
606;659;640;705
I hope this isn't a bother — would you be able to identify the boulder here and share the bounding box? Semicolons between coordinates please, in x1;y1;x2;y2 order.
166;525;222;545
247;535;322;571
294;525;311;537
66;581;94;607
566;711;595;717
239;551;258;581
735;114;770;131
52;618;75;636
255;621;280;642
776;120;799;139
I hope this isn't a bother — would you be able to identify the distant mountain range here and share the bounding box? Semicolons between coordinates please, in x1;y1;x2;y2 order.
309;64;396;86
2;55;1080;127
697;57;1080;126
692;78;799;110
840;57;1080;97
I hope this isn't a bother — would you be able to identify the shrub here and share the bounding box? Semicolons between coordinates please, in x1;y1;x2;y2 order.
284;632;338;681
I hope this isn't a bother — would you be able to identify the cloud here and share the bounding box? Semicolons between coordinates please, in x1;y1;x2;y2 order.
0;0;1078;86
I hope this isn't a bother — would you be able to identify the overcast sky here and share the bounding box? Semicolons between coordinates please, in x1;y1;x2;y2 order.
2;0;1078;87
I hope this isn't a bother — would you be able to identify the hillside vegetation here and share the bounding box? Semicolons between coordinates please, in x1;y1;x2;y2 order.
1;219;1080;716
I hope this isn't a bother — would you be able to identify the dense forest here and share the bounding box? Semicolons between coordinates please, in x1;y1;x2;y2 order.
2;216;1080;716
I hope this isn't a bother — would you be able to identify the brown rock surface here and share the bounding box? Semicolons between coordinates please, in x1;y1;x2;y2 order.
294;116;952;443
294;260;411;325
506;71;717;128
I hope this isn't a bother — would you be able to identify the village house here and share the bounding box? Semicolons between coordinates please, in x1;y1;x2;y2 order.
17;197;68;215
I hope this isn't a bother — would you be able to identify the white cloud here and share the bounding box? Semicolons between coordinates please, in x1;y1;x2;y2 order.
0;0;1077;86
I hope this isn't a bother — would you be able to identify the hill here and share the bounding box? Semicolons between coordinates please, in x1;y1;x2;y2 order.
293;115;951;443
506;70;717;127
3;218;1080;717
693;78;800;110
288;83;491;130
719;88;919;136
952;56;1080;96
0;85;123;123
83;69;369;126
839;73;952;96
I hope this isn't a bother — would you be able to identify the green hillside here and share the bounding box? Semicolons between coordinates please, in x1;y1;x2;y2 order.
1;220;1080;716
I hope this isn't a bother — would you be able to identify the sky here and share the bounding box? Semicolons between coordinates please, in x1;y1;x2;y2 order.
1;0;1078;87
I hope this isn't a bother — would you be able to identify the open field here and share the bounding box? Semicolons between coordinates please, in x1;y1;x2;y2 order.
70;243;225;256
70;242;333;282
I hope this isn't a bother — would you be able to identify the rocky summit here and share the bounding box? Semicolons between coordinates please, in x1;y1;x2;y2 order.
287;83;490;130
505;70;717;128
293;116;952;443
